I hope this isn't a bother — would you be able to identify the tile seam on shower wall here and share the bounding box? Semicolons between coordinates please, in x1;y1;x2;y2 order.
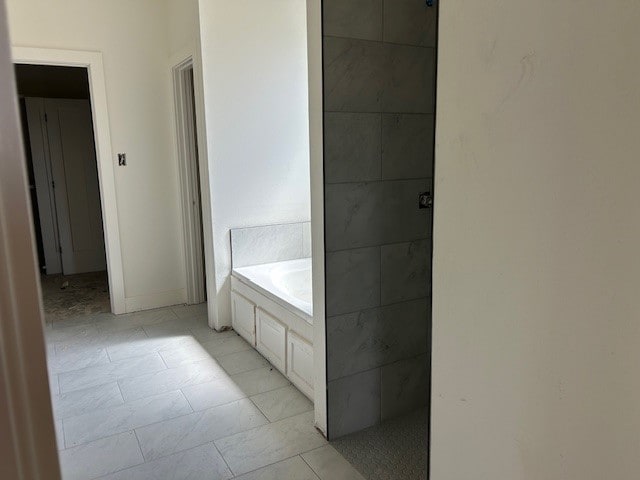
323;33;436;51
326;366;381;382
323;36;436;114
325;110;435;115
327;355;429;384
326;240;433;255
324;176;433;186
326;298;431;380
381;0;385;46
325;295;431;320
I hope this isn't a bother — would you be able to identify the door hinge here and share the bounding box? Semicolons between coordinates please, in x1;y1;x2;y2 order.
44;113;48;122
58;245;62;254
51;180;55;189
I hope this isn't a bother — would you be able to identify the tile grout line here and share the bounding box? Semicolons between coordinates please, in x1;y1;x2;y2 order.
379;240;383;321
157;350;170;369
85;431;146;480
180;387;196;413
105;345;113;363
246;394;272;423
59;389;195;449
327;350;430;386
327;295;431;319
131;429;147;464
299;452;323;480
211;441;235;477
323;33;436;50
212;410;317;454
325;110;436;116
325;176;434;186
228;452;320;480
114;379;126;406
116;392;269;442
97;396;301;469
381;0;385;46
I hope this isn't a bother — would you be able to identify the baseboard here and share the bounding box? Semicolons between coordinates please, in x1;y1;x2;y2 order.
124;289;187;313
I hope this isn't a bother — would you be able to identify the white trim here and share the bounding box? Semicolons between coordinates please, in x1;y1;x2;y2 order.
12;47;126;314
172;57;206;305
168;45;217;330
306;0;327;436
170;45;218;329
124;288;187;313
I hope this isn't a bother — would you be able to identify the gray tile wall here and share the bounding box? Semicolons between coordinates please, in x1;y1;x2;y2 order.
323;0;436;438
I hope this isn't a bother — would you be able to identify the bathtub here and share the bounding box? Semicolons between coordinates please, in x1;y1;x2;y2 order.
230;257;314;398
232;257;313;324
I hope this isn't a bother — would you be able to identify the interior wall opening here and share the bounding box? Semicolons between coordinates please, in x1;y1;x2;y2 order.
174;58;207;306
15;63;111;319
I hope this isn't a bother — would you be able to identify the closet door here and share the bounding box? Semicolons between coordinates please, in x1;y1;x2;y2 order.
45;99;106;274
25;98;62;274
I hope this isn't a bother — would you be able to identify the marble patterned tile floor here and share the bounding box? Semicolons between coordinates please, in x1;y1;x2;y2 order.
45;303;365;479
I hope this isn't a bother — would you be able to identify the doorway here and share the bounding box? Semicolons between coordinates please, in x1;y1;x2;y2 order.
173;58;206;305
16;64;110;318
13;47;126;314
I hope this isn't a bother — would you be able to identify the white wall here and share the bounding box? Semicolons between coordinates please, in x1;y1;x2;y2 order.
431;1;640;478
6;0;187;311
167;0;199;58
198;0;311;328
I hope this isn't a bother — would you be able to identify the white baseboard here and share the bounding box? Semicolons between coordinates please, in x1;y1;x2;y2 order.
124;289;187;313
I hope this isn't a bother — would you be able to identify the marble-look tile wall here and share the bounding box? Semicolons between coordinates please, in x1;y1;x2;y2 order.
323;0;436;438
230;222;312;269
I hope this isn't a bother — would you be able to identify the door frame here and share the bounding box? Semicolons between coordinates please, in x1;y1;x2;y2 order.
173;57;206;305
12;47;126;314
169;49;217;327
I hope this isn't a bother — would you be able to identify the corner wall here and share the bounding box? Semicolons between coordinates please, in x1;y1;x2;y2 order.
431;1;640;478
322;0;437;438
197;0;311;329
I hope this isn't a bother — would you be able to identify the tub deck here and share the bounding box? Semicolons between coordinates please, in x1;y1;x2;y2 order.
232;257;312;324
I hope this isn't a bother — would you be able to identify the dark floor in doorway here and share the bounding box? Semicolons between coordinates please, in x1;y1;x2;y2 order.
331;408;428;480
40;271;110;323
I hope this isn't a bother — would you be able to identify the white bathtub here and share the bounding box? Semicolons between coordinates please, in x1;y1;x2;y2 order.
231;257;314;397
232;258;313;323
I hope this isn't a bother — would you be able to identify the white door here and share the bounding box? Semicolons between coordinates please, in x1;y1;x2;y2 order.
25;98;62;274
45;98;106;274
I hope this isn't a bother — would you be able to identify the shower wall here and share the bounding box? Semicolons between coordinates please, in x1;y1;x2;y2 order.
322;0;437;438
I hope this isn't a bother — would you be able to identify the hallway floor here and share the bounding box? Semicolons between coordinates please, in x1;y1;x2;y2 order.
45;303;365;479
41;271;110;322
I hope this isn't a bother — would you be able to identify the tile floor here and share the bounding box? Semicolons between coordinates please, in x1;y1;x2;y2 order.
332;408;428;480
45;303;365;479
